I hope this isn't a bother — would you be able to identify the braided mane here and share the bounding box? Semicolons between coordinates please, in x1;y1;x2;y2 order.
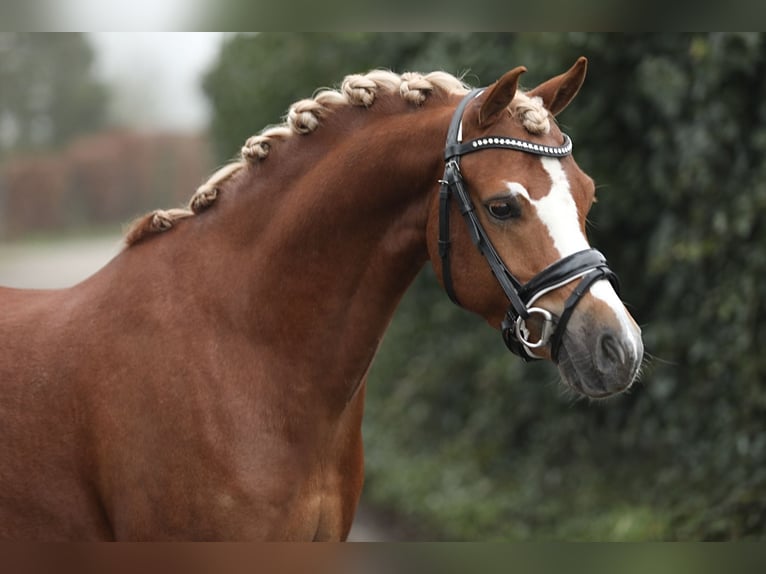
124;69;550;246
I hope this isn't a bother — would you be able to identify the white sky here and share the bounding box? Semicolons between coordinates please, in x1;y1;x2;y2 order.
88;33;225;132
54;0;205;31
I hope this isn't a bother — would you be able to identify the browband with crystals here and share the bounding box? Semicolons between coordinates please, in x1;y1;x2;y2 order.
445;133;573;161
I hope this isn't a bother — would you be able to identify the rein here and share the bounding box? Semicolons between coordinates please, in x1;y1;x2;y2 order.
438;89;619;362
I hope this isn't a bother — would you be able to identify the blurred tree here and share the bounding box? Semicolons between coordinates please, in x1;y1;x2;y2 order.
0;33;108;159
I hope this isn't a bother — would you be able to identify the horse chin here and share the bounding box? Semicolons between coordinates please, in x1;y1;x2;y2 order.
555;333;640;400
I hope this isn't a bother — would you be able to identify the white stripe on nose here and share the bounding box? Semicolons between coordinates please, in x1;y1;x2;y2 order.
590;280;642;359
506;157;641;355
529;157;590;258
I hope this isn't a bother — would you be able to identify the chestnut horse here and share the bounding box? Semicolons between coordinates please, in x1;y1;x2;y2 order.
0;58;643;540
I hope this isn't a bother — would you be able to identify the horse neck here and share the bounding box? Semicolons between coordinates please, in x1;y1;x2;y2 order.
189;104;453;404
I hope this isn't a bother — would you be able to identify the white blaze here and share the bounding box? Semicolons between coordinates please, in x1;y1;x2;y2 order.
505;157;641;356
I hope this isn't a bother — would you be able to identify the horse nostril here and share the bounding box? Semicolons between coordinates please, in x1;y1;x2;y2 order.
597;332;627;371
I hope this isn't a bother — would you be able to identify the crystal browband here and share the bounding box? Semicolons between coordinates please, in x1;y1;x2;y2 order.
444;133;573;160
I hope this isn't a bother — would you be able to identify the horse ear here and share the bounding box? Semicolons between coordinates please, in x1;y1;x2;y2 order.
526;56;588;116
477;66;527;128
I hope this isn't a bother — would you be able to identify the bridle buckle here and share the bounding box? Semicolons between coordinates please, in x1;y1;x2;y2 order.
514;307;554;350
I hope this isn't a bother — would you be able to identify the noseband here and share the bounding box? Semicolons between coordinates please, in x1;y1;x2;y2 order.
438;88;619;362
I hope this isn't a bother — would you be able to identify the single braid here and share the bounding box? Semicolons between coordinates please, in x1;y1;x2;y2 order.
287;99;324;134
342;74;378;107
399;72;434;105
241;126;292;161
190;186;219;214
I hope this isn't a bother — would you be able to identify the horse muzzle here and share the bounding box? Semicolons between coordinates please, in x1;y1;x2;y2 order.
554;290;644;398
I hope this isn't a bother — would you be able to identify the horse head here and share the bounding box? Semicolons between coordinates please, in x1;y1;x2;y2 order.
427;58;644;398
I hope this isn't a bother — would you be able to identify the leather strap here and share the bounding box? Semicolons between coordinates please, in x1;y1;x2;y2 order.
439;88;482;306
445;133;572;161
518;249;614;302
549;267;617;362
438;178;459;305
448;162;528;319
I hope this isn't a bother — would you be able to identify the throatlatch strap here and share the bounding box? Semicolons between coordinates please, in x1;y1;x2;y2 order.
438;180;459;305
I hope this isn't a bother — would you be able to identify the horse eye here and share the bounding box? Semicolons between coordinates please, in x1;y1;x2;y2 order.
487;201;520;220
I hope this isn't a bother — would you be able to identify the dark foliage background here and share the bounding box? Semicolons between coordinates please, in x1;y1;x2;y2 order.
204;33;766;539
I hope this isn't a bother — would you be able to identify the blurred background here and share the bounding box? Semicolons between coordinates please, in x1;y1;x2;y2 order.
1;33;765;540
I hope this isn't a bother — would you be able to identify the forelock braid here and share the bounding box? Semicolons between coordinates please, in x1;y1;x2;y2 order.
513;93;551;135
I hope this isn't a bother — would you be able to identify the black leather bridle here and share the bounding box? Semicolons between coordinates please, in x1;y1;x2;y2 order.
438;88;620;362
